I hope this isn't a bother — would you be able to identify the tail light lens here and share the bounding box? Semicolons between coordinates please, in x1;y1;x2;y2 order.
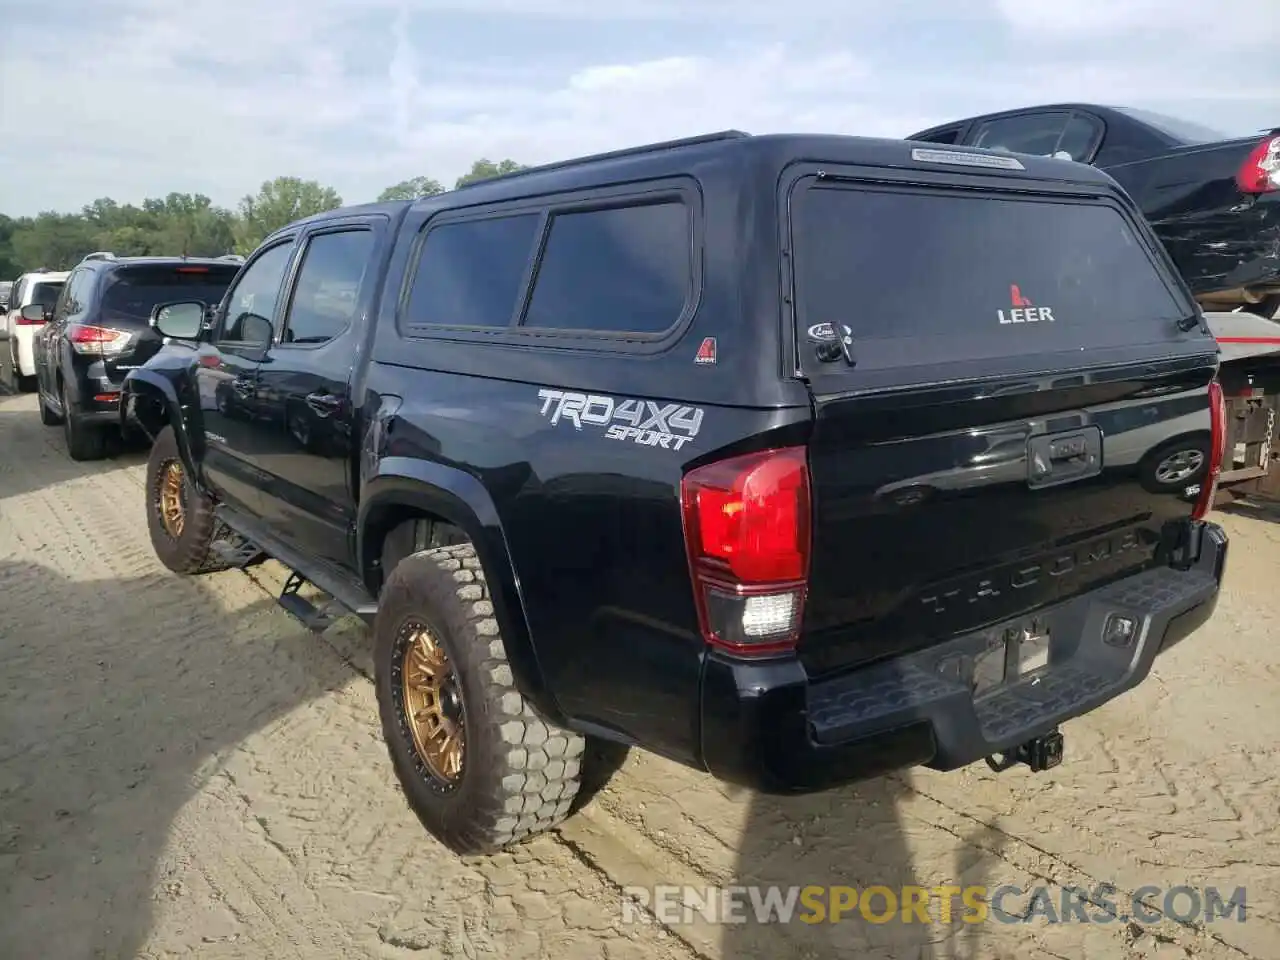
680;446;811;657
1236;135;1280;194
14;315;45;326
1193;380;1227;520
68;324;131;356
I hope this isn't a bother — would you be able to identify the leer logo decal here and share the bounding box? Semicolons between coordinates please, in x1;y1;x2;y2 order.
537;389;703;451
998;284;1056;325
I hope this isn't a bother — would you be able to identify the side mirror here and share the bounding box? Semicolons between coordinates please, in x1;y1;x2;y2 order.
240;313;273;347
151;300;206;340
19;304;47;323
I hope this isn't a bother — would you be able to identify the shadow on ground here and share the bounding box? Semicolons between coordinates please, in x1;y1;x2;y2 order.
0;560;342;960
722;768;1001;958
0;406;149;501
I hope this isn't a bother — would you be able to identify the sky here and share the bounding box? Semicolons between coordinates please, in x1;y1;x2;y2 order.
1;0;1277;217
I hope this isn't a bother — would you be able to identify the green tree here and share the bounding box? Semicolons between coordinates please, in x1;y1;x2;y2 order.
9;213;98;271
377;176;444;202
454;158;525;189
0;214;20;280
235;176;343;253
0;157;529;276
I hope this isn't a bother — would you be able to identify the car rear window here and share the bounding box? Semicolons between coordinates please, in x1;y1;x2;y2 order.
791;183;1191;375
99;264;239;325
29;282;64;311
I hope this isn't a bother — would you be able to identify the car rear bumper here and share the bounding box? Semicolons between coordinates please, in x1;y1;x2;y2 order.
699;520;1227;794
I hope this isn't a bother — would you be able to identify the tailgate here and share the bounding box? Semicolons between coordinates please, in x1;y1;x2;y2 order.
92;263;237;377
788;177;1220;677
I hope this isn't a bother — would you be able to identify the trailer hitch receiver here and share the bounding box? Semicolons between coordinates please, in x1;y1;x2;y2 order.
985;729;1064;774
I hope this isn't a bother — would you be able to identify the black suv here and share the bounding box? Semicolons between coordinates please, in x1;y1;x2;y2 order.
122;131;1229;855
29;253;241;460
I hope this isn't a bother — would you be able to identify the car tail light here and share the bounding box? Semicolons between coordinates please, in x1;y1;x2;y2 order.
14;314;44;326
1236;135;1280;194
68;324;130;356
680;446;811;657
1193;380;1227;520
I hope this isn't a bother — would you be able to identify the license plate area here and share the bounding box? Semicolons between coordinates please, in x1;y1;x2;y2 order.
970;617;1052;700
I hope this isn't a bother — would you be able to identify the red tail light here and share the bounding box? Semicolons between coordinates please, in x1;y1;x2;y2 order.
1193;380;1227;520
1236;135;1280;194
67;324;130;356
174;266;209;274
681;446;811;657
14;315;44;326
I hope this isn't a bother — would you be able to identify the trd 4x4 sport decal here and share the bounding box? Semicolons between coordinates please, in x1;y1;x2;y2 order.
537;389;704;451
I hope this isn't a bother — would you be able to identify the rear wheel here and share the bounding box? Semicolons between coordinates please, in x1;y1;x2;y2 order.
60;380;107;461
374;543;584;854
145;425;227;575
6;343;33;393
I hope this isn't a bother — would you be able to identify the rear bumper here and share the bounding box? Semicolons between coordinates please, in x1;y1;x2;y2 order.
699;520;1227;794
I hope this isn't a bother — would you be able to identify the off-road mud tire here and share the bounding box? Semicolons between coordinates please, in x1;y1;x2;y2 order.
145;425;228;575
375;543;585;854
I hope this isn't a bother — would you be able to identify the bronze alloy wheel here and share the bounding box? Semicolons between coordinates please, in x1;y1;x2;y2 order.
157;460;187;539
400;619;466;784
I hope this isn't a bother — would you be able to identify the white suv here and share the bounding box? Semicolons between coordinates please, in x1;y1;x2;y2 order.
3;270;69;392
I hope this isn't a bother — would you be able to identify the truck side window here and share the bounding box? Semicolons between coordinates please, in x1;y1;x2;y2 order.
406;214;540;328
281;229;375;345
218;241;294;346
521;200;691;335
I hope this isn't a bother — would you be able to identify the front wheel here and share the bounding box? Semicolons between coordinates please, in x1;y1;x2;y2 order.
38;389;61;425
145;425;227;575
374;543;585;854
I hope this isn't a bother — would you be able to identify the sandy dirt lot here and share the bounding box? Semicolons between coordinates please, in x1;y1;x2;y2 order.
1;388;1277;960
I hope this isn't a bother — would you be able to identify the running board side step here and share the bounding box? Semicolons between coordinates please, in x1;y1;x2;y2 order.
279;571;340;633
210;527;266;568
212;505;379;631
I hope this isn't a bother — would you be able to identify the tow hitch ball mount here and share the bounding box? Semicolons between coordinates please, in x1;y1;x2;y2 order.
985;729;1064;774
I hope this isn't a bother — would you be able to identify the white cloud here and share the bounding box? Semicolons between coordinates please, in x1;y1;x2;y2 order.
0;0;1276;216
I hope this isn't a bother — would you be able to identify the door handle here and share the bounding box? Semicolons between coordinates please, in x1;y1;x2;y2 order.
305;392;342;417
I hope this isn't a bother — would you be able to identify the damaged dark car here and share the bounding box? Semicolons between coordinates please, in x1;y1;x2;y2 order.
908;104;1280;318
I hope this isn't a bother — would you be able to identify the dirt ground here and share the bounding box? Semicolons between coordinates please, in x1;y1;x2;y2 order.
1;388;1277;960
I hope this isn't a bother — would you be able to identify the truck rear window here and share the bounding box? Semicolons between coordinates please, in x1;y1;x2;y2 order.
100;265;239;325
791;184;1191;375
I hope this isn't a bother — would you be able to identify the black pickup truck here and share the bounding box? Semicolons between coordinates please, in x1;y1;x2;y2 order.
123;131;1229;854
908;104;1280;317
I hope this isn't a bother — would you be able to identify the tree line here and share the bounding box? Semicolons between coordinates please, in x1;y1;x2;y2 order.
0;158;525;278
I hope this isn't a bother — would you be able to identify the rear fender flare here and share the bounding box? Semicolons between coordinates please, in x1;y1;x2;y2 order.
358;458;562;725
121;370;202;481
